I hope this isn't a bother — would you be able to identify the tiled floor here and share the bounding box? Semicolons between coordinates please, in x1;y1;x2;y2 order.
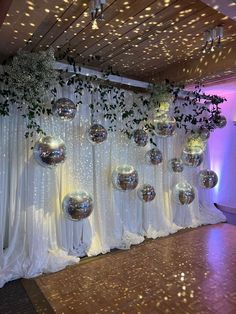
24;223;236;314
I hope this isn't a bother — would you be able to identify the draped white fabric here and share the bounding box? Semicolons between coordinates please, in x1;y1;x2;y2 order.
0;83;225;287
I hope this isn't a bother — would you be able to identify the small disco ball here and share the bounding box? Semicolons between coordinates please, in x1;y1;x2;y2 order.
137;184;156;202
168;158;184;173
52;98;77;121
62;191;93;221
133;129;148;147
198;169;218;189
145;148;163;165
87;124;108;144
181;147;203;167
185;134;205;152
213;115;227;128
33;136;66;168
112;165;138;191
159;101;170;112
154;115;176;137
173;182;195;205
197;127;210;141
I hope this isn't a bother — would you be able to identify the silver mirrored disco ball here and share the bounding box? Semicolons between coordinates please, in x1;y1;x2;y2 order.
185;133;205;152
33;136;66;168
112;165;138;191
181;147;203;167
213;115;227;128
154;115;176;137
168;158;184;173
145;148;163;165
197;127;210;141
137;184;156;202
52;98;77;121
63;191;93;221
173;182;195;205
133;129;148;147
87;124;108;144
198;169;218;189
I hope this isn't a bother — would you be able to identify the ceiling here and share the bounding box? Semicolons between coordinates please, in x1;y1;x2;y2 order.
0;0;236;83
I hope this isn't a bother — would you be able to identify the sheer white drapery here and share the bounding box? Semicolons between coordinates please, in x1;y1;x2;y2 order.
0;84;225;287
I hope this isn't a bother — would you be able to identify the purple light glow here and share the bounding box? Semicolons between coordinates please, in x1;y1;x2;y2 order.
203;81;236;207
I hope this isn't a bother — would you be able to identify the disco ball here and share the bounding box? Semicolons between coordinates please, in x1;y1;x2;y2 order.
137;184;156;202
63;191;93;221
112;165;138;191
197;127;210;141
87;124;108;144
173;182;195;205
33;136;66;168
133;129;148;147
181;147;203;167
198;169;218;189
52;98;77;121
145;148;163;165
159;101;170;113
185;134;205;152
154;115;176;137
213;115;227;128
168;158;184;173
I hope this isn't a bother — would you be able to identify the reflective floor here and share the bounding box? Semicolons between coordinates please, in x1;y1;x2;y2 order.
26;224;236;313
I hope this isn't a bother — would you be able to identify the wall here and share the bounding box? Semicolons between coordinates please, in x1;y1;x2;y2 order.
203;80;236;207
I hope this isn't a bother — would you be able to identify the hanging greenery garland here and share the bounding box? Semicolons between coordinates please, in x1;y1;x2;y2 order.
0;49;227;145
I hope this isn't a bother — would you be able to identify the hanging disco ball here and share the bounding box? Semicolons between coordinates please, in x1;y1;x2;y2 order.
133;129;148;147
197;127;210;141
181;147;203;167
185;133;205;152
154;114;176;137
33;136;66;168
63;191;93;221
87;124;108;144
145;148;163;165
198;169;218;189
52;98;77;121
112;165;138;191
168;158;184;173
173;182;195;205
137;184;156;202
213;115;227;128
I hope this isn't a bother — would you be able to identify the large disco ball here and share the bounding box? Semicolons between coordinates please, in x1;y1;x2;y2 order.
33;136;66;168
138;184;156;202
87;124;108;144
213;115;227;128
145;148;163;165
52;98;77;121
168;158;184;173
112;165;138;191
198;169;218;189
133;129;148;147
63;191;93;221
154;115;176;137
173;182;195;205
181;147;203;167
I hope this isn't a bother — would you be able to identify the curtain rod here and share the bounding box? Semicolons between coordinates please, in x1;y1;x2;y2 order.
54;61;150;90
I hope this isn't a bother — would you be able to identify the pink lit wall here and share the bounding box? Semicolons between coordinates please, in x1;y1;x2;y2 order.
203;80;236;207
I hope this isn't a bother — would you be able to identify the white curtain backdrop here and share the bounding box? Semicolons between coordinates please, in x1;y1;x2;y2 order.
0;82;225;287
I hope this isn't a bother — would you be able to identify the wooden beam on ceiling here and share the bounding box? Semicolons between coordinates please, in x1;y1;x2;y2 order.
0;0;13;27
200;0;236;21
152;38;236;84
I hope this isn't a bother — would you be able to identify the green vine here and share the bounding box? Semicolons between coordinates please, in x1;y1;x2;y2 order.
0;50;227;145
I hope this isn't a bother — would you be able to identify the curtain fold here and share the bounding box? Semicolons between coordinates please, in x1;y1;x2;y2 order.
0;84;225;287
